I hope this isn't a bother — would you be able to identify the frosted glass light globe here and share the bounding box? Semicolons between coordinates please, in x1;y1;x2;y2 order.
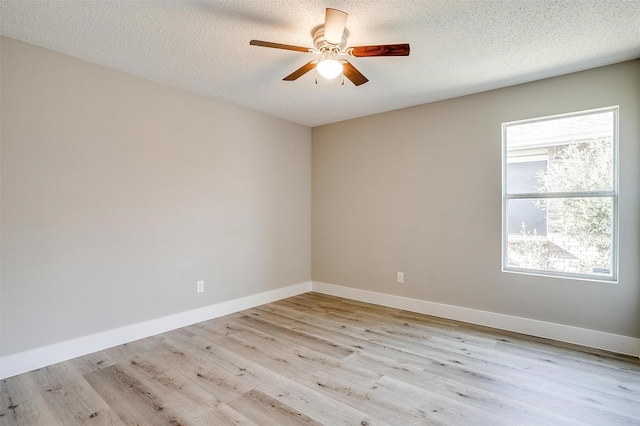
317;58;343;80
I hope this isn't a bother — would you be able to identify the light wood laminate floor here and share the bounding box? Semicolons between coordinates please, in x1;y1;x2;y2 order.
2;292;639;425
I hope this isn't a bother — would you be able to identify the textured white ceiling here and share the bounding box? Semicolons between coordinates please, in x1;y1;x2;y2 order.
1;1;639;127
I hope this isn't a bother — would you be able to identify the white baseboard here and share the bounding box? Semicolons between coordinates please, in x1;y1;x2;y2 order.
3;280;637;380
0;281;312;380
311;281;640;358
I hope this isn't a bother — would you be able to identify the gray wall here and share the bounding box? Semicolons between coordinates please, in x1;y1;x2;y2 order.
1;37;312;356
313;60;640;338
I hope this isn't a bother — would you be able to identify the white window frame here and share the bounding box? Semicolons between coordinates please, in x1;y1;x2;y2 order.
502;106;619;282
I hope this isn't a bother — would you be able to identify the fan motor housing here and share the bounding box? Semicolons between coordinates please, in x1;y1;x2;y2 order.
312;25;348;51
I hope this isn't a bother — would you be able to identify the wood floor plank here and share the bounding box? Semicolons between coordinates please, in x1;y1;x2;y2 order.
125;356;223;419
1;394;60;426
83;364;188;426
67;352;117;376
3;293;640;425
370;374;516;426
38;377;125;425
21;362;124;425
1;374;61;426
0;381;19;426
206;403;260;426
231;313;355;359
227;389;323;426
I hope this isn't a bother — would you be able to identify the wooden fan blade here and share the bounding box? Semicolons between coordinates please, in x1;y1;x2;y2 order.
283;60;319;81
324;8;348;45
341;60;369;86
250;40;311;53
347;44;410;57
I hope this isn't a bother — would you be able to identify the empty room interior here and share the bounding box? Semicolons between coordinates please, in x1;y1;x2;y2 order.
1;1;639;425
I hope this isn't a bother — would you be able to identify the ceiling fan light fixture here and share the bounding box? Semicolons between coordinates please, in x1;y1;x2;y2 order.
317;58;343;79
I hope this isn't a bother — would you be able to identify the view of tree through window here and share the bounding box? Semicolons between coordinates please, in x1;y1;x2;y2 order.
503;108;617;281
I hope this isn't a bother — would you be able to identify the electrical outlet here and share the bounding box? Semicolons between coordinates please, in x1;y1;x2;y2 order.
396;272;404;284
196;280;204;293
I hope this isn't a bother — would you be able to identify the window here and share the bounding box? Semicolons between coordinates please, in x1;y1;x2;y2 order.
502;107;618;281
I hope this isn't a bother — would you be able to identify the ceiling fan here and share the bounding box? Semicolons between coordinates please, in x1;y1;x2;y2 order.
249;8;410;86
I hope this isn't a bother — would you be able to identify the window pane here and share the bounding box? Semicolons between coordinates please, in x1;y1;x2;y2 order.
506;198;547;237
506;111;614;193
506;160;547;194
506;197;613;277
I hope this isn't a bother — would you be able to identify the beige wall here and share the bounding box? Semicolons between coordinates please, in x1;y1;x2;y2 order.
313;60;640;338
0;37;312;356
